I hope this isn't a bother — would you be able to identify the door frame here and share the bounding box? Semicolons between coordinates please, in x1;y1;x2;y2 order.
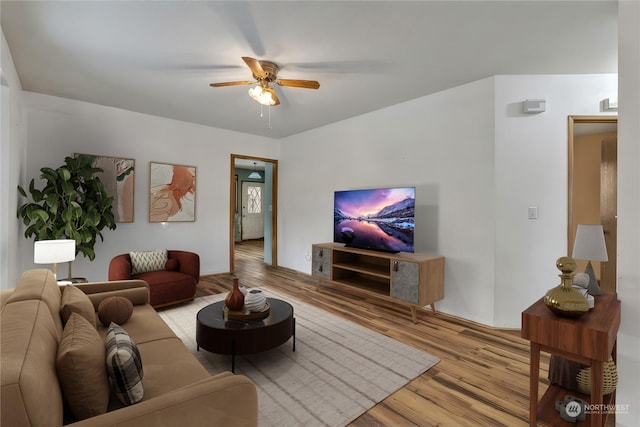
229;154;278;272
567;115;617;289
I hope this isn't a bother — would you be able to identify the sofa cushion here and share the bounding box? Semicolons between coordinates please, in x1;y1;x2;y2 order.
56;312;110;420
105;323;144;405
130;249;167;275
135;338;210;401
96;304;178;345
98;296;134;327
79;280;150;308
6;269;63;339
61;285;97;328
1;300;63;427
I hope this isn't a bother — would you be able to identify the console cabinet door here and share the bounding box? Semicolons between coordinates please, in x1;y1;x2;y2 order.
312;246;331;279
391;260;419;304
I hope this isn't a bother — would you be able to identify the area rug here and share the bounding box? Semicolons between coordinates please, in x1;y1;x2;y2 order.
158;288;439;427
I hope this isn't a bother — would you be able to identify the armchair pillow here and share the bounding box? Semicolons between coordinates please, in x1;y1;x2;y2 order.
130;249;167;275
105;322;144;405
165;258;179;271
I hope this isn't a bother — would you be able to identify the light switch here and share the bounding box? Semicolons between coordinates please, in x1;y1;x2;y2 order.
528;206;538;220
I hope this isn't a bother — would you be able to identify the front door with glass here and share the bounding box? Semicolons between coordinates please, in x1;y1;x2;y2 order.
241;181;264;240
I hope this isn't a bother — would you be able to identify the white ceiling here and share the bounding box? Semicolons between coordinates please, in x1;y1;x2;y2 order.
1;1;618;139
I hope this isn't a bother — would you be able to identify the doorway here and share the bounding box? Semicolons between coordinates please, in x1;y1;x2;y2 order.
568;115;617;292
229;154;278;272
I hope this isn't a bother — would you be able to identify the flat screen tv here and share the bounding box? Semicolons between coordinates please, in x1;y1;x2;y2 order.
334;187;415;253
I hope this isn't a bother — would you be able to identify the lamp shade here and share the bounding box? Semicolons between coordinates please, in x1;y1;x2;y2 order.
34;239;76;264
248;162;262;179
572;224;608;262
248;85;277;106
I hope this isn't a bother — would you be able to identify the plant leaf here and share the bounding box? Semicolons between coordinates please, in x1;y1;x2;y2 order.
33;209;49;223
40;168;57;182
58;167;71;181
24;224;41;238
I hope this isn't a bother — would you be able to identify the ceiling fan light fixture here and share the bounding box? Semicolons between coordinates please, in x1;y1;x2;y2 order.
248;85;277;106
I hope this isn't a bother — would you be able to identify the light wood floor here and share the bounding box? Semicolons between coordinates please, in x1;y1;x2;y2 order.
198;240;550;427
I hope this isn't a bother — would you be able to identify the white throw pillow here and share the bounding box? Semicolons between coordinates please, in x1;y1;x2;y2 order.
129;249;167;275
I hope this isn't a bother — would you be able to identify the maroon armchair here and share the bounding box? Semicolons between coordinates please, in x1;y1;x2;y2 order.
108;250;200;308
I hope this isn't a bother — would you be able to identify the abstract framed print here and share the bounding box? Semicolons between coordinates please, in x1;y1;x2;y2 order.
75;153;135;223
149;162;196;222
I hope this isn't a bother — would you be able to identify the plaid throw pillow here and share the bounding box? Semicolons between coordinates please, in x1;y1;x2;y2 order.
129;249;167;275
105;323;144;405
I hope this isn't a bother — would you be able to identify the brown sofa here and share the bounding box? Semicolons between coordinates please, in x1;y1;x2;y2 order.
1;269;258;427
109;250;199;308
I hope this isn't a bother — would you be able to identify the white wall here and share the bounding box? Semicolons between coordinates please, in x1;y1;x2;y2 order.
278;74;618;328
0;28;23;290
493;74;617;327
17;92;276;282
616;1;640;426
279;78;498;325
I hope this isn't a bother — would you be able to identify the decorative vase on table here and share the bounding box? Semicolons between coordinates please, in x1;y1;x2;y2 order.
225;277;245;311
544;257;589;318
244;289;267;312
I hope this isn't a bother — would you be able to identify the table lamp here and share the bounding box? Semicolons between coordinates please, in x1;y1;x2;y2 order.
34;239;76;280
571;224;608;295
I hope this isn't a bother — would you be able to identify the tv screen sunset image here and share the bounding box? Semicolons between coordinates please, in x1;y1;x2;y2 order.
334;187;415;253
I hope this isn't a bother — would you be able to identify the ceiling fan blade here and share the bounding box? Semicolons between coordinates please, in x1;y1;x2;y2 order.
242;56;267;80
209;81;255;87
275;79;320;89
266;87;280;106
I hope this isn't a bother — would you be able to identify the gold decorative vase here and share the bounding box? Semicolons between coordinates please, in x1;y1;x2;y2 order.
544;257;589;317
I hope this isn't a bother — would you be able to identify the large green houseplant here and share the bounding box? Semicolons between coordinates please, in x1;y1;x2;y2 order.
17;155;117;276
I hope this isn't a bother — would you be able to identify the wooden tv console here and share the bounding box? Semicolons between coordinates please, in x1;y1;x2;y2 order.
311;243;444;323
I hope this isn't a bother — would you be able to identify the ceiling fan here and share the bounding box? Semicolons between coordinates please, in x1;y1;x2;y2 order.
209;57;320;106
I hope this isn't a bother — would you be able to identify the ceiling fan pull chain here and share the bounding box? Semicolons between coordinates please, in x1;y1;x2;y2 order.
268;105;272;129
260;104;264;118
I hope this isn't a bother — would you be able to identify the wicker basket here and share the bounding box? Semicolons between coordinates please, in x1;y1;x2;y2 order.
576;358;618;395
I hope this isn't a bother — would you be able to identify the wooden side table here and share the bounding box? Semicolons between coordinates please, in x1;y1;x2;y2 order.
522;292;620;427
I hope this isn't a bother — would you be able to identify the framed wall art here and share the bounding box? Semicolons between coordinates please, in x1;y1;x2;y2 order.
149;162;196;222
75;153;135;223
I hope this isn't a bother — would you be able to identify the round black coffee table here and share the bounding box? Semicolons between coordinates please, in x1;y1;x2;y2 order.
196;298;295;372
